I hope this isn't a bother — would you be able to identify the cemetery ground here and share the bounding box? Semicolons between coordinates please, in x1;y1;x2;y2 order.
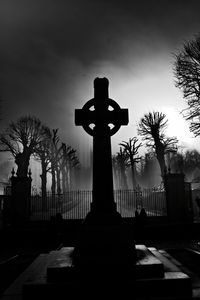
1;219;200;299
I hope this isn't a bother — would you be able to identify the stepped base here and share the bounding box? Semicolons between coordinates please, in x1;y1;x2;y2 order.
47;245;164;281
1;245;192;299
22;273;191;299
72;210;136;268
21;245;192;299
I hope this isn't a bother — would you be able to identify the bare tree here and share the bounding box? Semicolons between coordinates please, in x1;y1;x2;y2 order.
50;131;80;194
34;127;52;206
138;152;161;188
49;129;62;194
112;155;119;189
113;147;129;189
59;143;79;192
138;111;178;177
170;149;200;177
120;137;142;189
0;116;48;177
35;127;80;198
174;35;200;136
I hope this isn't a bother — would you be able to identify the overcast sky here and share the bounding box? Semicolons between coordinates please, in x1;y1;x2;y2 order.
1;0;200;174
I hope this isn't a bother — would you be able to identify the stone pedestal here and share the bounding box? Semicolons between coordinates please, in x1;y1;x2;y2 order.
72;211;136;274
74;77;134;272
164;173;193;223
10;175;32;224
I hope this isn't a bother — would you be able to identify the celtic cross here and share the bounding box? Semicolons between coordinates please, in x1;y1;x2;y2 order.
75;78;128;213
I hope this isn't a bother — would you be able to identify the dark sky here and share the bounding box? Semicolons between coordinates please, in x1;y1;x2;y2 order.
1;0;200;170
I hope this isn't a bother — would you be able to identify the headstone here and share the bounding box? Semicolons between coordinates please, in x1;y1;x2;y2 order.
73;78;136;270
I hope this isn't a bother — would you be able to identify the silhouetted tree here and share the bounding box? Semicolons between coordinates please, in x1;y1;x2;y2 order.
174;35;200;136
34;127;52;207
113;147;129;189
50;129;62;194
170;149;200;178
35;127;80;198
120;137;142;189
138;111;178;178
59;143;79;192
138;152;160;188
112;155;119;189
0;116;48;177
184;149;200;170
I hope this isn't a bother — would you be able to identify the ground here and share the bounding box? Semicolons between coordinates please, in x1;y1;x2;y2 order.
1;219;200;299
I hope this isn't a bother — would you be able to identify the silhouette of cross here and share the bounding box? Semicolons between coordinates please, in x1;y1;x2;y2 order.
75;77;128;213
75;78;128;137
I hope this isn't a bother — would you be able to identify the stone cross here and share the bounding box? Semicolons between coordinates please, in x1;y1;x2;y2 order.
75;78;128;213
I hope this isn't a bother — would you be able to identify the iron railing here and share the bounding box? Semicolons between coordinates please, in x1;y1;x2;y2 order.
30;188;167;221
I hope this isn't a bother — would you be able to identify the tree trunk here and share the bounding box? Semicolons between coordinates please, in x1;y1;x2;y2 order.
153;134;167;178
120;165;128;189
112;164;119;189
56;167;61;194
62;167;67;194
65;163;71;192
130;158;137;189
156;152;166;177
40;157;48;211
51;164;56;194
155;143;166;177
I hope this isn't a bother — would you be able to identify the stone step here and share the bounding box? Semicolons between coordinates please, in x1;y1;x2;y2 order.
148;247;182;272
1;245;193;299
46;245;165;281
135;244;164;279
22;270;192;299
136;271;192;298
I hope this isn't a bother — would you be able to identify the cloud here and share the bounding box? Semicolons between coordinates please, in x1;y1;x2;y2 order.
1;0;200;150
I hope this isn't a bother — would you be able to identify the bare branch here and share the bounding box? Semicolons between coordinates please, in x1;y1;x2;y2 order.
174;35;200;136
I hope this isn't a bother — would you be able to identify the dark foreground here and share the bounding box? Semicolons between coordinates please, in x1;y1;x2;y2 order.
1;219;200;299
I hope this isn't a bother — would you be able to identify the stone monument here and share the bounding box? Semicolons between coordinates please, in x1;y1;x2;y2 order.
75;77;128;213
73;77;136;273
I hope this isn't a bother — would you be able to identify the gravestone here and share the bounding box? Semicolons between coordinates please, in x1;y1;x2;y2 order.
73;77;136;271
75;77;128;214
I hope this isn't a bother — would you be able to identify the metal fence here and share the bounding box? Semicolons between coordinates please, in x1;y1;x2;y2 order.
30;188;167;221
